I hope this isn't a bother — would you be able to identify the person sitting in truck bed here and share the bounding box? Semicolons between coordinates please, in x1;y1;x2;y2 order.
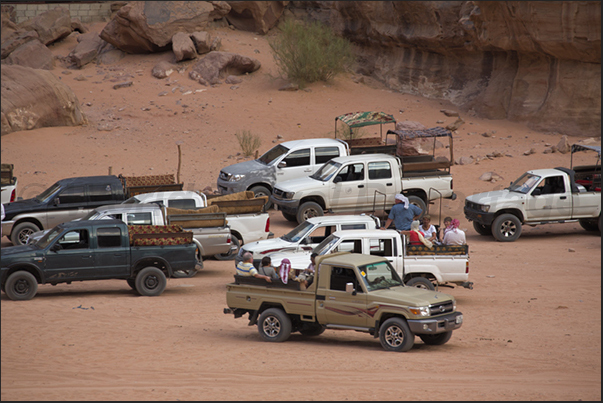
257;256;279;280
409;220;433;248
236;252;272;282
442;219;466;246
419;214;438;243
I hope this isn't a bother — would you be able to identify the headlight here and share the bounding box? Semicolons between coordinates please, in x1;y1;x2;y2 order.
453;300;457;311
409;306;430;317
284;191;295;199
229;174;246;182
479;204;490;213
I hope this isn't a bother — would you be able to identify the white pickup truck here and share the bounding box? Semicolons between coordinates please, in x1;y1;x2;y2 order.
267;229;472;291
1;163;18;204
465;144;601;241
235;214;381;267
124;190;272;259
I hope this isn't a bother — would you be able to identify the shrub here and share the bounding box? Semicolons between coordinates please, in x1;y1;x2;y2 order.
235;130;262;157
269;19;354;88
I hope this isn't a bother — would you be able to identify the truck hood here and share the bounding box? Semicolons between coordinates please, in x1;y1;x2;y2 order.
465;189;524;205
0;244;39;258
371;286;454;307
3;198;44;219
27;229;51;244
267;250;312;270
241;237;295;254
221;159;273;176
275;177;322;193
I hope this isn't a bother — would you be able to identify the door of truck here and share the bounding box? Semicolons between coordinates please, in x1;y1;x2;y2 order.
44;228;96;281
45;185;89;229
321;265;369;327
276;148;312;182
526;174;572;220
93;226;130;278
366;161;396;208
329;162;369;211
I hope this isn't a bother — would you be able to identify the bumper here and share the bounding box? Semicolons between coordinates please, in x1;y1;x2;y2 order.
464;206;496;225
407;311;463;335
2;220;14;236
269;196;300;214
217;179;246;195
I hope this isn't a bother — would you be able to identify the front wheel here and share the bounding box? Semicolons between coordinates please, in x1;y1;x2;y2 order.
405;277;435;290
5;271;38;301
379;317;414;352
257;308;292;342
126;278;137;290
135;266;167;296
249;185;273;210
282;211;297;222
214;235;240;261
10;222;41;246
296;201;324;224
298;323;325;337
473;221;492;236
419;331;453;346
492;214;522;242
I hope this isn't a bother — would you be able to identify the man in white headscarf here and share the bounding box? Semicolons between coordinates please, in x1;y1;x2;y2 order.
381;194;423;232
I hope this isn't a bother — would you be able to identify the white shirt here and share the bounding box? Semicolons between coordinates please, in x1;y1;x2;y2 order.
420;224;437;240
443;229;466;245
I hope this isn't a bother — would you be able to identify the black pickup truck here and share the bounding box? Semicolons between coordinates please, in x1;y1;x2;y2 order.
0;220;196;300
2;173;182;246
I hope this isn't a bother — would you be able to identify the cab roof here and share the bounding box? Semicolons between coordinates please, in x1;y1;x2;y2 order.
318;252;388;267
279;138;347;149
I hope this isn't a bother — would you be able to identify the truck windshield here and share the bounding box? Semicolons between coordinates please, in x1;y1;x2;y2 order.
281;221;314;242
258;144;289;165
313;234;339;255
36;225;64;249
359;261;404;291
34;182;61;203
310;161;341;182
508;173;541;194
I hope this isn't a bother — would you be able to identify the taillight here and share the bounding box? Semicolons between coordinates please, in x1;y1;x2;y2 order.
10;188;16;203
451;179;453;190
465;262;469;273
265;216;270;233
227;234;231;244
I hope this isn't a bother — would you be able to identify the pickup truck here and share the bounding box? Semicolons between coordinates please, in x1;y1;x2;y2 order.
464;144;601;241
0;220;197;300
224;252;463;352
26;203;236;275
2;173;183;246
1;163;18;204
267;229;472;291
126;190;273;260
217;138;350;208
235;214;381;268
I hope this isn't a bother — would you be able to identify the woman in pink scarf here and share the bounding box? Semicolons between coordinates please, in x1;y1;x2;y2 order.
442;219;466;245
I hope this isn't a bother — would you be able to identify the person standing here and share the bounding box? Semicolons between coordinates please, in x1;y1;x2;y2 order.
381;194;423;232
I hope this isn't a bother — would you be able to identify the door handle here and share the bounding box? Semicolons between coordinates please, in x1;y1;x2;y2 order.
358;185;364;188
304;169;312;172
560;196;567;199
329;297;336;300
386;183;392;186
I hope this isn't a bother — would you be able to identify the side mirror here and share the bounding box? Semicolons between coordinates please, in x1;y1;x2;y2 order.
532;188;541;196
278;162;287;169
345;282;356;295
333;176;342;184
54;197;60;205
51;243;62;252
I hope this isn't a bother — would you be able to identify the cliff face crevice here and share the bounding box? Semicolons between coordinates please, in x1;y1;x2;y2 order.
289;1;601;136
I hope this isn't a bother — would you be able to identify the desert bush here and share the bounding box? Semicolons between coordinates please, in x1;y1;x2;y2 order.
269;19;354;88
235;130;262;157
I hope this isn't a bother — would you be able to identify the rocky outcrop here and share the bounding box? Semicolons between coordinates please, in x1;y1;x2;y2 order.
225;1;288;34
1;65;87;135
3;38;54;70
100;1;229;54
188;51;261;85
17;6;72;46
288;1;601;137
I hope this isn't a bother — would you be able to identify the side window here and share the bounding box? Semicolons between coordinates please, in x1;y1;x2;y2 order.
368;161;392;180
57;229;89;249
333;239;362;253
89;184;114;203
97;227;122;248
330;267;362;293
341;223;366;230
315;147;340;165
335;163;365;182
307;225;336;244
125;212;152;225
536;175;566;195
58;186;86;204
282;148;311;167
368;238;393;257
168;199;196;209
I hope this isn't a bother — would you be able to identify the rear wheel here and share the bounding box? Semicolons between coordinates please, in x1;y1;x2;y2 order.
282;211;297;222
10;222;41;246
407;196;427;219
379;317;414;352
579;218;599;232
492;214;522;242
135;267;167;296
214;235;240;261
5;271;38;301
473;221;492;236
126;278;137;290
296;202;324;224
171;269;198;278
405;277;435;290
299;323;325;337
419;331;453;346
257;308;292;342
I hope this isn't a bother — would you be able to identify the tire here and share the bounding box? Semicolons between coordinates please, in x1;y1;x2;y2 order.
257;308;292;342
407;195;427;219
214;234;240;261
282;211;298;222
249;185;273;210
10;222;41;246
491;214;522;242
419;331;453;346
171;269;198;278
135;266;167;297
299;323;326;337
579;218;599;232
126;278;137;290
379;317;414;352
296;201;324;225
5;271;38;301
473;221;492;236
405;277;435;290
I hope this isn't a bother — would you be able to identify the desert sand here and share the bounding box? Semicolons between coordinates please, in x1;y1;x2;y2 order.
1;23;601;401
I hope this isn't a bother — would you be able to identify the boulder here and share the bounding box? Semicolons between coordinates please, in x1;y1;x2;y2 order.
188;51;261;85
18;6;72;46
68;32;105;68
479;172;504;182
3;39;54;70
556;135;571;154
190;31;212;55
395;121;427;131
152;60;178;79
457;156;474;165
70;18;88;34
226;1;288;34
100;1;225;54
172;31;197;62
1;29;39;59
445;117;465;131
1;65;87;135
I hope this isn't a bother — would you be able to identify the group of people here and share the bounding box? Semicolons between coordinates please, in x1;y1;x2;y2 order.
381;193;466;247
236;252;317;287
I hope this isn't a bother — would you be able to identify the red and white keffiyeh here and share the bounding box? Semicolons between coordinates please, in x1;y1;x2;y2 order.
279;258;291;283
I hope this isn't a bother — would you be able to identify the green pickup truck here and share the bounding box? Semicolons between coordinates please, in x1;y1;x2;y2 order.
224;252;463;352
1;220;197;300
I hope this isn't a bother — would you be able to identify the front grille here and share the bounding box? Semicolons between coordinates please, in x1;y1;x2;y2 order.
465;200;481;211
219;171;231;181
429;301;454;315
